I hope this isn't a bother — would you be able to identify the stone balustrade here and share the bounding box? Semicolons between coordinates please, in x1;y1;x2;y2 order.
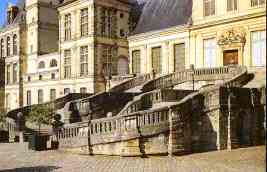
118;89;193;116
6;93;91;120
56;121;88;148
142;66;244;93
110;74;151;92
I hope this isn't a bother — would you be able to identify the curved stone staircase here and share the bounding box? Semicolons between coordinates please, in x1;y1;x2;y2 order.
55;66;263;156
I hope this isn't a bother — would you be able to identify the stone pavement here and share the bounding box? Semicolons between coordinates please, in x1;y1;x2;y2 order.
0;143;265;172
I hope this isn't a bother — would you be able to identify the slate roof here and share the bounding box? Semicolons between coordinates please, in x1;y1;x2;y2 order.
131;0;192;35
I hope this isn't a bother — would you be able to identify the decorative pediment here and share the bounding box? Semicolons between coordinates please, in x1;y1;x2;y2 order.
218;29;246;45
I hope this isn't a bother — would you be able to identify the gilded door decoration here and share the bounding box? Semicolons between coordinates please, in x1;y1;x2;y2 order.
218;29;246;45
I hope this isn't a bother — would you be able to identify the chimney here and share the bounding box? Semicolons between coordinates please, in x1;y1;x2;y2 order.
7;4;19;24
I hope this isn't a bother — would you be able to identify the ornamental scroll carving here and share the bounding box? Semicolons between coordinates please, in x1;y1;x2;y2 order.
218;29;246;45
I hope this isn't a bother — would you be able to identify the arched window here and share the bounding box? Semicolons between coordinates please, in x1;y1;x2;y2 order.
6;37;10;57
50;59;58;67
0;39;4;58
38;61;45;69
13;35;17;55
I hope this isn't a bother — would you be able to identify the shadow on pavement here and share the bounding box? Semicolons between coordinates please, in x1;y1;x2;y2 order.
0;166;61;172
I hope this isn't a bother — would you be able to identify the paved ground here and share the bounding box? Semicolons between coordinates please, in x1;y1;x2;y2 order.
0;143;265;172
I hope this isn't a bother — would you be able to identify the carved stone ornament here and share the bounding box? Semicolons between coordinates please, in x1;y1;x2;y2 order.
218;29;246;45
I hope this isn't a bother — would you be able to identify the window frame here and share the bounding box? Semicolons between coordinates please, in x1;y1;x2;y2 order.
26;90;31;106
251;0;266;7
12;63;18;83
203;0;216;17
251;30;266;67
132;50;141;74
80;8;89;37
64;14;72;41
38;89;44;104
227;0;238;12
38;61;45;69
151;46;162;74
0;39;4;58
64;49;72;79
80;46;89;76
50;89;56;101
203;38;217;68
13;34;18;55
6;36;11;57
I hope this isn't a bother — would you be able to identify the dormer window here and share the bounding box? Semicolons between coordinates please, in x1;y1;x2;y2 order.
50;59;58;67
38;61;45;69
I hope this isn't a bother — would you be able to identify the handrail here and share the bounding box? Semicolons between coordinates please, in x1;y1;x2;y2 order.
141;66;237;93
6;93;91;119
109;73;151;92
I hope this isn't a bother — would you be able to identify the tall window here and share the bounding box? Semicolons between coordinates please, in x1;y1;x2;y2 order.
132;50;141;74
0;39;4;58
80;8;88;37
13;35;17;55
100;7;117;38
251;31;266;67
38;89;44;104
64;50;71;78
6;64;10;84
102;46;118;76
151;47;162;74
80;87;87;93
251;0;266;7
6;37;10;56
227;0;237;11
26;90;31;106
174;43;185;72
13;63;18;83
204;0;215;16
204;38;216;67
80;46;88;76
64;14;71;41
50;89;56;101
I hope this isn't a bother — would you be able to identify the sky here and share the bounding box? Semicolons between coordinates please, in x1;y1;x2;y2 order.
0;0;17;27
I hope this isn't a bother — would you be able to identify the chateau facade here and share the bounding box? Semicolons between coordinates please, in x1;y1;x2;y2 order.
129;0;266;75
0;0;266;112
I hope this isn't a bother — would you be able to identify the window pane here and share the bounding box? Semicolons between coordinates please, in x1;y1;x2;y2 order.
174;43;185;72
132;50;141;74
252;31;266;66
152;47;162;74
204;38;216;67
38;90;44;104
204;0;215;16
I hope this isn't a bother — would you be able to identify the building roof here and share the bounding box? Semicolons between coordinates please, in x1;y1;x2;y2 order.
131;0;192;35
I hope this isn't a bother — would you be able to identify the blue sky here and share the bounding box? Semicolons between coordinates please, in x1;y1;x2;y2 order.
0;0;17;27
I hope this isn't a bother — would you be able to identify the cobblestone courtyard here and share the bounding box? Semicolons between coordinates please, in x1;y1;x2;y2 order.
0;143;265;172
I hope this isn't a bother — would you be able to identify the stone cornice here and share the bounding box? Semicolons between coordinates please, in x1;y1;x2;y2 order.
128;24;190;42
190;11;266;31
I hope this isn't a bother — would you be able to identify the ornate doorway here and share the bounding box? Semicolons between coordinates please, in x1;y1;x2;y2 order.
223;50;238;66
